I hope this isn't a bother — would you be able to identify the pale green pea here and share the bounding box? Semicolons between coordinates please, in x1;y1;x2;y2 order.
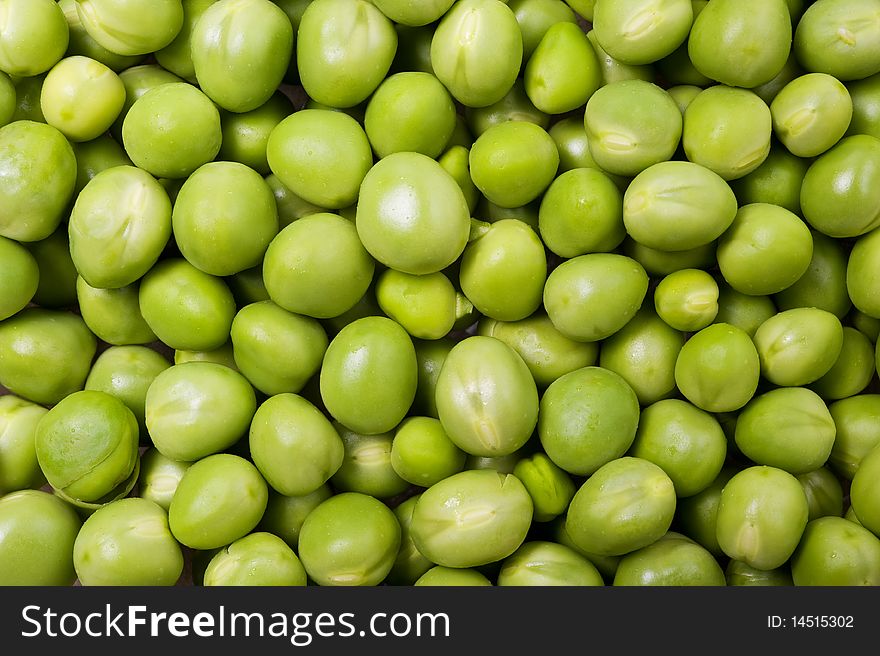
771;73;854;158
330;424;410;500
592;0;694;66
774;230;852;319
376;270;457;341
60;0;143;71
793;0;880;82
203;532;307;587
0;0;69;77
74;0;183;56
654;269;719;333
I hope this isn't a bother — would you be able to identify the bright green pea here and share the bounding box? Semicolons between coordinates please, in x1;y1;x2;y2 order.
847;73;880;139
584;79;681;177
498;540;604;586
0;120;76;242
794;0;880;82
622;238;717;278
74;0;183;56
137;448;192;512
850;444;880;536
258;484;333;551
544;253;649;342
435;335;539;457
376;270;457;341
509;0;577;64
512;453;576;522
599;305;685;405
217;91;293;177
414;566;493;586
593;0;693;66
386;494;434;586
548;116;605;175
0;490;81;585
800;134;880;238
687;0;791;88
0;235;38;321
431;0;522;108
297;0;396;108
76;278;155;345
438;145;480;214
797;467;845;522
69;165;172;289
372;0;454;25
654;269;719;333
356;151;471;275
774;231;852;319
623;160;738;252
203;532;307;586
725;560;793;586
848;226;880;319
0;308;97;406
265;174;326;229
674;323;760;413
674;466;737;559
731;144;809;216
791;516;880;585
716;465;809;570
60;0;143;71
391;416;466;488
585;29;655;85
810;327;876;401
110;64;183;140
138;258;237;352
122;82;221;180
168;453;269;550
465;78;550;138
771;73;853;158
153;0;217;81
298;492;401;586
613;532;726;586
410;469;533;568
73;497;182;586
0;0;69;77
828;395;880;480
753;307;844;387
330;424;410;499
0;396;47;495
713;284;777;337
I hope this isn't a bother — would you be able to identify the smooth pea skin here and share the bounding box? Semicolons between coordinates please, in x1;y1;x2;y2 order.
544;253;649;342
498;540;604;586
539;366;640;477
168;453;269;550
154;0;217;81
791;516;880;585
687;0;791;88
73;498;183;586
373;0;454;25
435;336;539;457
753;307;844;387
391;416;466;488
653;268;719;333
0;308;97;406
0;0;69;77
138;258;237;352
137;448;192;511
111;64;183;139
410;470;534;568
320;316;417;435
828;395;880;480
258;484;333;551
714;284;777;338
431;0;522;108
330;425;409;499
848;226;880;319
0;396;47;495
0;235;38;320
74;0;183;56
623;161;738;252
798;467;844;521
850;444;880;536
566;457;677;557
218;91;293;175
847;73;880;139
145;362;257;462
76;277;156;345
512;452;576;522
249;394;344;497
376;269;458;341
593;0;693;66
356;151;471;275
715;465;809;570
0;490;81;586
674;466;737;559
674;323;761;413
0;120;77;242
299;492;401;586
774;230;852;319
69;165;172;289
730;145;809;215
810;327;876;401
203;532;307;586
297;0;397;108
771;73;854;158
794;0;880;82
414;566;493;586
613;532;726;586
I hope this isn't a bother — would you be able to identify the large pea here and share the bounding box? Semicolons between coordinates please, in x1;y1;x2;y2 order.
430;0;522;108
0;120;77;242
74;0;183;56
111;63;183;140
774;231;852;319
544;253;649;343
356;151;471;275
674;323;761;413
771;73;854;158
828;394;880;480
623;160;738;252
297;0;397;108
850;444;880;536
715;465;809;570
791;516;880;586
847;226;880;319
498;540;604;586
0;0;69;77
0;395;47;495
613;532;726;586
435;335;539;457
793;0;880;82
298;492;401;586
566;456;677;557
0;235;38;321
203;532;306;587
410;469;533;568
320;316;417;435
539;366;640;476
592;0;693;66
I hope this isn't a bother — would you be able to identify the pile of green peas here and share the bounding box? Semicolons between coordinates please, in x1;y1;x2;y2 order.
2;0;880;587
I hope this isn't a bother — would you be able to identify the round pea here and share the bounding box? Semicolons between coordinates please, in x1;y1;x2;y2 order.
376;270;457;341
203;532;307;586
791;516;880;586
828;394;880;480
774;230;852;319
258;484;333;550
653;269;719;332
847;225;880;319
730;145;809;215
714;283;777;338
0;235;38;321
0;395;47;495
414;566;493;586
391;416;467;488
793;0;880;82
810;327;876;401
498;540;604;586
592;0;693;65
0;0;69;77
771;73;854;158
797;467;845;522
850;444;880;536
111;64;183;140
74;0;183;56
76;278;154;346
613;532;726;586
512;452;577;522
137;448;192;512
330;425;410;499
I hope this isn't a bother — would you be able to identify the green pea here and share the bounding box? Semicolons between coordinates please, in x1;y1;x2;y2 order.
0;308;97;406
376;270;457;341
203;532;307;586
850;443;880;536
438;145;481;214
754;307;844;387
566;0;595;20
73;497;182;586
410;469;533;568
0;120;76;242
411;338;455;418
70;133;133;196
168;453;269;550
791;516;880;586
476;199;542;231
548;116;604;175
11;74;46;124
725;560;793;586
297;0;396;108
24;227;78;310
0;395;47;495
0;235;38;321
848;225;880;319
372;0;454;25
110;64;183;140
801;134;880;238
177;343;239;370
674;466;737;559
435;335;539;457
137;448;192;512
75;0;183;56
584;79;681;178
216;93;292;174
320;316;417;435
0;72;14;127
797;467;845;522
794;0;880;82
122;82;221;180
330;424;410;499
687;0;791;88
544;253;649;343
653;269;719;333
465;78;550;138
593;0;693;66
623;160;738;252
258;484;333;550
613;531;725;586
599;305;685;405
585;29;655;85
60;0;142;72
431;0;522;108
666;84;702;114
69;165;172;289
414;566;492;586
713;284;777;338
828;394;880;480
138;258;237;352
774;231;852;319
0;490;81;585
731;144;809;216
298;491;401;586
752;50;805;107
674;323;760;413
622;238;716;278
847;73;880;139
465;447;529;476
854;310;880;343
498;540;603;586
716;465;809;570
391;416;466;488
385;493;434;586
264;174;325;229
153;0;216;81
512;452;576;522
0;0;69;77
76;279;154;346
771;73;853;158
810;327;876;401
356;151;471;275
